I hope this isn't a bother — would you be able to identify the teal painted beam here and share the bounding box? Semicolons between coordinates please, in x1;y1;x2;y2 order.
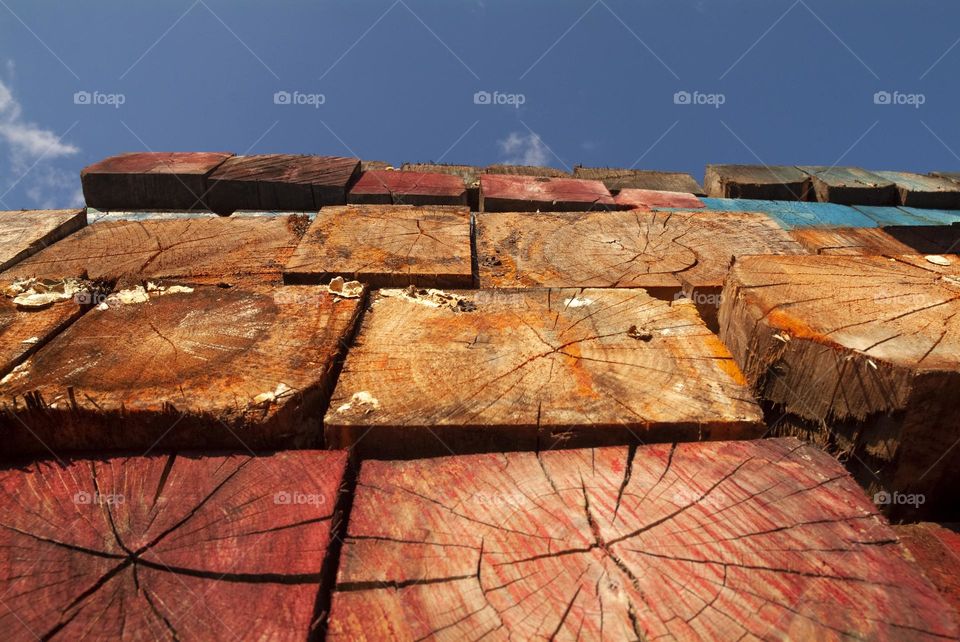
699;198;875;229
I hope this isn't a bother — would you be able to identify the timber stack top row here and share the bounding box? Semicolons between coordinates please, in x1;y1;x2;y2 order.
0;151;959;640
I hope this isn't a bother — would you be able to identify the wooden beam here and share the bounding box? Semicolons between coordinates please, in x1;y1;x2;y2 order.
347;170;467;206
80;152;234;211
205;154;360;214
573;167;703;194
719;254;960;518
284;205;473;287
799;166;898;205
479;174;617;212
325;287;763;458
0;209;85;271
0;450;347;640
1;216;308;284
613;188;704;210
327;438;957;640
704;164;811;200
872;170;960;209
0;282;362;456
701;198;876;229
788;226;950;255
401;163;481;210
476;210;805;290
484;164;570;177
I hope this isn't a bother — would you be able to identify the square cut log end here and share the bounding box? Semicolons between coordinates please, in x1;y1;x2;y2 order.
0;281;363;457
324;287;763;458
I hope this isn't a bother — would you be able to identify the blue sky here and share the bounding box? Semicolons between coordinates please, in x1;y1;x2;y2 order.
1;0;959;209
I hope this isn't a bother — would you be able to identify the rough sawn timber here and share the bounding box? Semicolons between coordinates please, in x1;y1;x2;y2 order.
790;226;960;255
327;438;958;641
704;164;811;201
325;287;763;458
479;174;618;212
0;450;347;641
475;210;806;291
0;282;361;457
284;205;473;287
895;522;960;615
613;188;704;210
718;254;960;518
347;170;467;206
573;167;703;194
80;152;234;211
800;166;898;206
0;216;309;284
0;209;86;271
0;279;85;378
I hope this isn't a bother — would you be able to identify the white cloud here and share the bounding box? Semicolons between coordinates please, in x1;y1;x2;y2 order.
0;70;80;208
497;131;550;167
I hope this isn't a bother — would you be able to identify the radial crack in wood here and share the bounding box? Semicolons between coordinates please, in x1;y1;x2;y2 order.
325;287;763;458
719;254;960;518
327;438;957;640
0;450;347;641
0;282;361;457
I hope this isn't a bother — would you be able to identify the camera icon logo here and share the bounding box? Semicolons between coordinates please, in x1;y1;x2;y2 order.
873;91;891;105
74;91;92;105
673;91;691;105
474;90;492;105
274;490;292;504
873;491;891;505
274;91;292;105
73;490;92;504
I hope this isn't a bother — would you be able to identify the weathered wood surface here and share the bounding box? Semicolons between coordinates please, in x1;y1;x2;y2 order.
326;288;763;458
205;154;360;213
896;522;960;615
573;167;703;194
701;197;876;229
613;188;704;210
347;170;467;206
930;171;960;186
284;205;473;287
0;278;86;378
476;210;805;290
852;205;960;227
872;170;960;209
484;164;570;178
0;209;86;271
0;282;361;457
791;226;960;255
328;438;957;641
800;166;898;206
401;163;481;209
704;164;811;201
86;209;219;224
719;254;960;518
480;175;617;212
1;216;309;283
362;160;394;171
0;450;346;640
81;152;233;211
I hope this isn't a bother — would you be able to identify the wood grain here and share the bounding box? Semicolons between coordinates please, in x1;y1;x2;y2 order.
0;282;361;457
791;226;960;255
81;152;233;211
205;154;360;213
573;167;703;194
325;287;763;458
718;254;960;518
895;522;960;616
0;280;85;377
701;198;876;229
347;170;467;206
484;164;570;178
476;210;806;290
0;450;347;641
284;205;472;287
0;209;86;271
704;164;811;200
479;175;618;212
1;216;309;283
871;170;960;209
328;438;957;641
401;163;481;210
613;188;704;210
800;166;898;206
